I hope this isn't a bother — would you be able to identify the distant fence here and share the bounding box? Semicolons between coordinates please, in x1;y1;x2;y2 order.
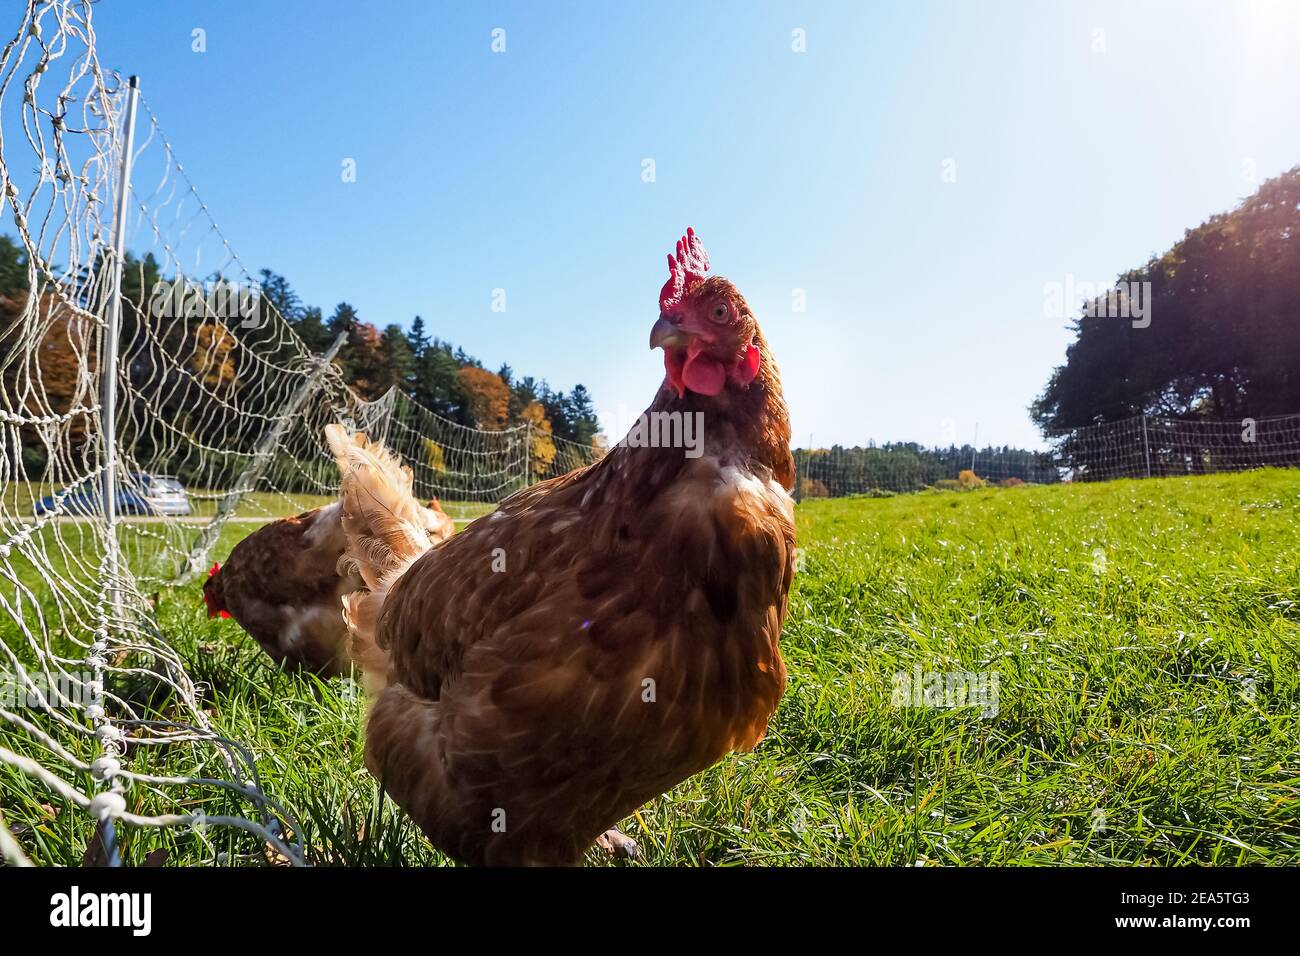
795;413;1300;499
1047;413;1300;483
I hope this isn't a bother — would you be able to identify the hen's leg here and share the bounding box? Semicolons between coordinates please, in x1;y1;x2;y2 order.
595;828;639;860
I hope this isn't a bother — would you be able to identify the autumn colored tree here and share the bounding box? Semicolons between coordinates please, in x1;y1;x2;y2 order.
0;289;97;458
191;322;238;388
456;366;510;430
519;401;557;478
0;237;96;451
347;322;387;399
422;437;446;474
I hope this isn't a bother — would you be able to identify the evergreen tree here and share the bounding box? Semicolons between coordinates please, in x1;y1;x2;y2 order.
325;303;384;397
567;384;599;445
406;314;429;356
326;301;359;338
412;338;466;420
0;235;27;299
296;306;332;352
510;374;539;422
257;268;302;324
541;384;577;442
379;323;416;394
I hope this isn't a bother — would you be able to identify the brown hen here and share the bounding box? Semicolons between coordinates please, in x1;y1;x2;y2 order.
203;431;454;676
336;229;795;865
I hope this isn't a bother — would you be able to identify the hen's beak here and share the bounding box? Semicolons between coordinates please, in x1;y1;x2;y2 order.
650;314;692;350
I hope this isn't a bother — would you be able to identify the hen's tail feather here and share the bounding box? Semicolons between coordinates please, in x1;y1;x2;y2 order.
326;424;435;691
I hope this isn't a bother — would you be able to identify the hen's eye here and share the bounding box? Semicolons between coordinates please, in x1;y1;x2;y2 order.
710;303;729;323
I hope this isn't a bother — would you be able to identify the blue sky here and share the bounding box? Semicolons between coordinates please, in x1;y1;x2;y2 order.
80;0;1300;449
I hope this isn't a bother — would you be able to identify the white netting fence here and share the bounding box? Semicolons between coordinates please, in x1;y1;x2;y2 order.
0;0;353;866
380;388;529;521
367;388;603;522
1046;414;1300;483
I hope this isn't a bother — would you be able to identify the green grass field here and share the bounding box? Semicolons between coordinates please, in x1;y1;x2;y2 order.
3;468;1299;865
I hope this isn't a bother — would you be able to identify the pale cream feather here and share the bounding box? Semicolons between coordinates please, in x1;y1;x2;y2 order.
325;424;441;691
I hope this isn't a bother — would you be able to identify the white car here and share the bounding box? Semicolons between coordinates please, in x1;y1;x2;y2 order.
138;473;192;516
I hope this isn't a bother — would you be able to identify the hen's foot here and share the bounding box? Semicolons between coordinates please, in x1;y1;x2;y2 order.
595;828;639;860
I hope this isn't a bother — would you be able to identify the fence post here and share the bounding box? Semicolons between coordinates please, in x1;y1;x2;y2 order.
100;75;140;615
184;329;348;578
1141;414;1152;478
523;420;531;488
89;73;141;872
793;449;802;503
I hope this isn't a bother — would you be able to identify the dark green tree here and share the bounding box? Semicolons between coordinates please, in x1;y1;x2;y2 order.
411;338;467;420
0;235;27;299
257;268;302;325
567;384;599;445
378;323;416;395
296;305;333;352
406;315;429;356
1034;167;1300;431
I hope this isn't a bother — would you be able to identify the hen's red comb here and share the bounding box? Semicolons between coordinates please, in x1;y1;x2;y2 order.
208;561;220;578
659;227;710;314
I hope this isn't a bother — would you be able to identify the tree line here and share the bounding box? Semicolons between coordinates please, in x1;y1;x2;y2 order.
0;238;602;479
795;443;1059;498
253;268;600;445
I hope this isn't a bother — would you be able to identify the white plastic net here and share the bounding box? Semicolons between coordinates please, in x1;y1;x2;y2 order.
794;414;1300;498
1047;414;1300;483
0;0;363;866
377;387;603;522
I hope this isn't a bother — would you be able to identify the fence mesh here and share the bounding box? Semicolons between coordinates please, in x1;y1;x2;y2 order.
0;0;412;865
794;415;1300;499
